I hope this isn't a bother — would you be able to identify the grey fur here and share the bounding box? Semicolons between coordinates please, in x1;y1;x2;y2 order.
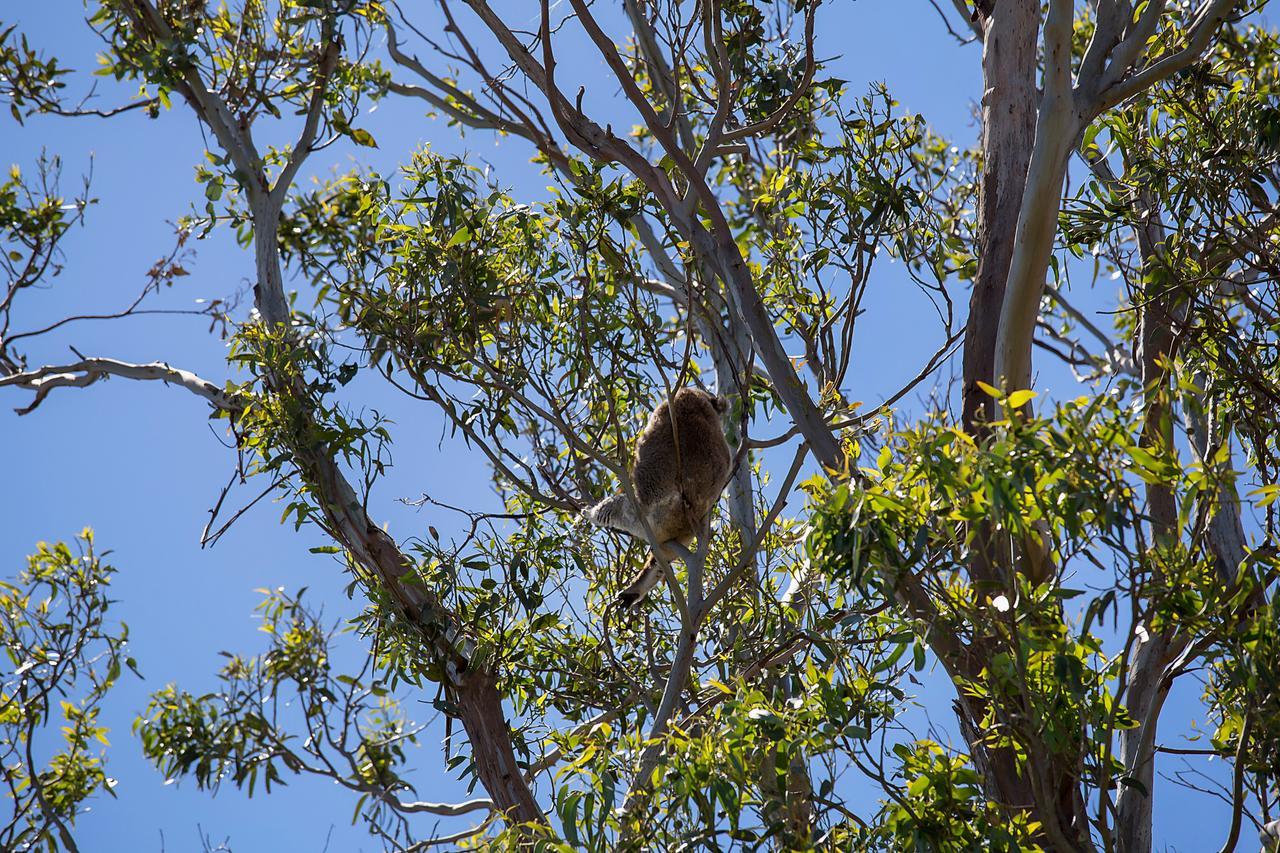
585;493;643;538
584;388;732;608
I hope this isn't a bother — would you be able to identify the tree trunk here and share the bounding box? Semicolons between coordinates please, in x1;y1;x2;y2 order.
455;669;546;825
1115;634;1177;853
1116;187;1182;853
954;0;1041;818
993;0;1079;393
961;1;1039;432
251;201;289;326
250;197;547;828
954;7;1095;846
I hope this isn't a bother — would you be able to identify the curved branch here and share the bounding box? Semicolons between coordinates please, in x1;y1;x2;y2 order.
1093;0;1242;114
384;20;543;147
402;817;494;851
719;7;816;143
395;796;494;817
119;0;265;192
1217;707;1255;853
271;30;341;205
0;358;238;414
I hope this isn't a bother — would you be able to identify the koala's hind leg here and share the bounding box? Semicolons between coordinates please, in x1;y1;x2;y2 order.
615;531;694;610
615;554;662;610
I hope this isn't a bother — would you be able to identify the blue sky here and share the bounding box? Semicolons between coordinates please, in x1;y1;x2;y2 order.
0;2;1242;850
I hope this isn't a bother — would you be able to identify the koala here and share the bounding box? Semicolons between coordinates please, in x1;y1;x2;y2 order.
585;387;732;608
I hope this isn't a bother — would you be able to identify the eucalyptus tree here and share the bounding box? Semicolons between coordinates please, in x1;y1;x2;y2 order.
0;533;131;853
2;1;1280;850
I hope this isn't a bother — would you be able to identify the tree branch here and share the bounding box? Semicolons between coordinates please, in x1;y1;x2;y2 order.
993;0;1079;392
1096;0;1239;112
120;0;266;193
0;358;237;414
271;28;342;206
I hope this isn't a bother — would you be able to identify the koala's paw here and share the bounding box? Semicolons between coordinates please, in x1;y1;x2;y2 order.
613;589;644;611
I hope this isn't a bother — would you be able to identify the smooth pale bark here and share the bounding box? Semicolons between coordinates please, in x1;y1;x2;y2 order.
993;49;1079;389
992;0;1076;395
696;225;845;471
961;0;1039;431
621;622;700;817
1116;634;1180;853
0;358;236;414
1187;397;1249;583
996;0;1243;393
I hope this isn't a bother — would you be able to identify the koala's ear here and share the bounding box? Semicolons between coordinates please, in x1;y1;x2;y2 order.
711;394;729;414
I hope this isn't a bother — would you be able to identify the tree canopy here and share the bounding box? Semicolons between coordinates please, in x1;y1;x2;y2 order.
3;1;1280;850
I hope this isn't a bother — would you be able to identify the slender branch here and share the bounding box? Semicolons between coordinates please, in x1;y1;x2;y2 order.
0;358;237;414
30;98;161;120
928;0;983;44
1217;708;1256;853
559;0;845;468
1094;0;1242;113
402;817;494;851
621;0;698;152
5;308;211;349
620;620;698;817
383;20;546;148
1044;284;1117;352
719;7;816;142
704;442;809;609
271;28;341;205
395;797;494;817
524;706;625;782
120;0;266;193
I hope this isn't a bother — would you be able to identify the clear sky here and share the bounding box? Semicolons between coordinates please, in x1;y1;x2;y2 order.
0;2;1240;850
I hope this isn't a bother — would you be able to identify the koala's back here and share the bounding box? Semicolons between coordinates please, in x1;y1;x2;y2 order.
632;388;730;532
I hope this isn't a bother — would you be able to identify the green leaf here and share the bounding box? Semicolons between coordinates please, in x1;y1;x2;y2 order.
445;225;472;248
1006;389;1037;409
348;127;378;148
976;381;1002;399
1249;484;1280;508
